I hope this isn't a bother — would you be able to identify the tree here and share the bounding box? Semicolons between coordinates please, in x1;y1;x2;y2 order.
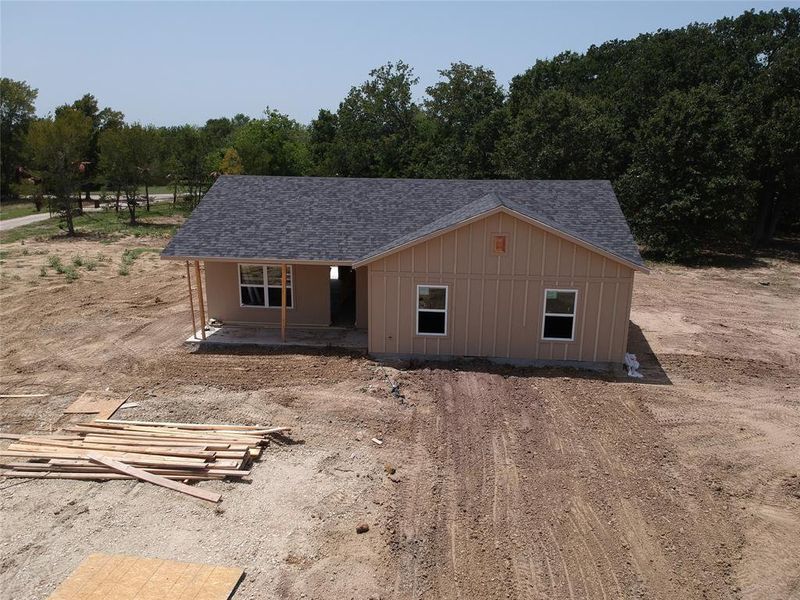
136;125;160;211
56;93;124;205
420;63;508;178
502;8;800;252
0;78;38;199
27;109;92;235
120;131;141;226
97;126;127;212
308;109;339;175
759;95;800;241
98;124;160;224
161;125;212;208
329;61;420;177
729;20;800;244
219;148;244;174
616;86;755;260
231;108;310;176
497;90;623;180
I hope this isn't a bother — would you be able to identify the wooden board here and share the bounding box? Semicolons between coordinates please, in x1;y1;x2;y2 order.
95;419;271;431
87;453;222;503
64;391;125;420
47;553;243;600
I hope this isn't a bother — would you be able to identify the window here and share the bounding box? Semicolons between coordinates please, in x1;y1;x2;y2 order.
492;234;508;255
542;289;577;341
416;285;447;336
239;264;293;308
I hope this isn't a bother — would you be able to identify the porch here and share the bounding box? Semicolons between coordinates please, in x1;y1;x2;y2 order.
186;324;368;351
179;259;368;351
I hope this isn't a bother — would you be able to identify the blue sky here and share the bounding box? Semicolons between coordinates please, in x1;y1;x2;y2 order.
1;1;795;125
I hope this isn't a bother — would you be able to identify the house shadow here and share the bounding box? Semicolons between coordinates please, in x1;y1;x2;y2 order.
383;322;672;385
623;321;672;385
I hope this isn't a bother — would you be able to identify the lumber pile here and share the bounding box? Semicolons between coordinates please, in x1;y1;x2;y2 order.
0;419;290;501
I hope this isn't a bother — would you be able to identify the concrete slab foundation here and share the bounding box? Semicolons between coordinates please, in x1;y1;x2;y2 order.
186;325;368;351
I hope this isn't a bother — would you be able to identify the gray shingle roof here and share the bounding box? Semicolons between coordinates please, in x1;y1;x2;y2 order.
162;175;645;269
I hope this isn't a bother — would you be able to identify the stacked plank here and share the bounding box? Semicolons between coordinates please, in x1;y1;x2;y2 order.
0;419;290;489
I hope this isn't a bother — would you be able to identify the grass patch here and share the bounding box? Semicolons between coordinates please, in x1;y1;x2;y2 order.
119;247;160;275
48;255;63;270
122;247;161;262
62;266;79;282
0;202;188;245
42;252;105;281
0;202;43;221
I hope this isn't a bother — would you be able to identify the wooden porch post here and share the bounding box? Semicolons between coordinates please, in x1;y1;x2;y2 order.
281;263;287;342
185;261;197;339
194;260;206;340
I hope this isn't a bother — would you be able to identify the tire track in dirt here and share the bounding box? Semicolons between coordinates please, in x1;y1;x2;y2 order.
391;368;741;599
637;355;800;600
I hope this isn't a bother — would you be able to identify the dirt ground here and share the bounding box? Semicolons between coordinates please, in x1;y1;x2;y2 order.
0;236;798;600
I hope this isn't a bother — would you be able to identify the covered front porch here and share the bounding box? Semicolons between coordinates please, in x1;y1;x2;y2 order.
179;259;368;352
185;324;367;351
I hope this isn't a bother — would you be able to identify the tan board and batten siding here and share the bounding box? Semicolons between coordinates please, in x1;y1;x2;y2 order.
367;211;635;364
204;261;331;326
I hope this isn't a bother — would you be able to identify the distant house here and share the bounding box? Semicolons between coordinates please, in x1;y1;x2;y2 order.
162;176;648;367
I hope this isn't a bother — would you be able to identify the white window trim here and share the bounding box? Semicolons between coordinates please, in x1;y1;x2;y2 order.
238;264;294;309
416;284;448;337
541;288;578;342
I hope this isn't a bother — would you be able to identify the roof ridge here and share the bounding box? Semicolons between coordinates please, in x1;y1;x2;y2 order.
358;192;506;262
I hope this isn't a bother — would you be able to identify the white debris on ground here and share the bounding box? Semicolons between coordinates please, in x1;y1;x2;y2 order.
624;353;644;378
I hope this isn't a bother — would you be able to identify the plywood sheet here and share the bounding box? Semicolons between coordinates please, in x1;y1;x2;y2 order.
64;391;125;420
48;553;243;600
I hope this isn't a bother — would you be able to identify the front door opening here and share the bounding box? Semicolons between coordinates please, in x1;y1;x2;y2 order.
330;266;356;327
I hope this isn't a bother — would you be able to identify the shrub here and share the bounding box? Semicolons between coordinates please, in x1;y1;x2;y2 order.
85;260;97;271
62;266;79;282
72;255;84;267
47;255;62;270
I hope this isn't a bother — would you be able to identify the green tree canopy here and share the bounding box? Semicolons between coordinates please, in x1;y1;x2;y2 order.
0;78;38;198
56;93;124;198
27;108;93;234
98;123;160;223
498;90;623;180
419;63;507;178
308;109;339;176
616;86;756;259
319;61;420;177
219;147;244;175
231;109;310;176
